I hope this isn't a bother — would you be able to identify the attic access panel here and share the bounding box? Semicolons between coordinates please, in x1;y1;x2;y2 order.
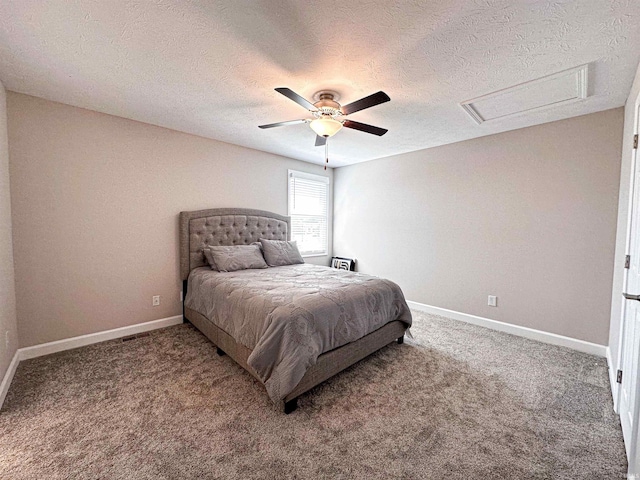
460;64;589;124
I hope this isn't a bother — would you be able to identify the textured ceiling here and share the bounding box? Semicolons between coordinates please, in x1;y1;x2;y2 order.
0;1;639;167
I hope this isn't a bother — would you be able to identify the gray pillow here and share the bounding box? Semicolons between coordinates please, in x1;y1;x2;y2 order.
204;245;268;272
203;248;219;271
259;239;305;266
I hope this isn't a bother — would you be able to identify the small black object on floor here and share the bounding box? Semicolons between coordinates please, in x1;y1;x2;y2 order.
284;398;298;414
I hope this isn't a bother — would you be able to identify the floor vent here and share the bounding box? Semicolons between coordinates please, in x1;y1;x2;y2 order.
121;332;151;342
460;64;589;124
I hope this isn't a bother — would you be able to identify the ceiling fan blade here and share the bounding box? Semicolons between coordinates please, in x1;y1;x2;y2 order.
275;87;317;111
343;120;388;136
259;119;307;129
315;135;327;147
341;91;390;115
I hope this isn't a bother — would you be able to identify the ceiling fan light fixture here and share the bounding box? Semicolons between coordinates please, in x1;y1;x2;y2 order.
309;117;343;137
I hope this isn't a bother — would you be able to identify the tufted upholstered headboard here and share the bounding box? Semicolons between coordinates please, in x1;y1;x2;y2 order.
179;208;291;280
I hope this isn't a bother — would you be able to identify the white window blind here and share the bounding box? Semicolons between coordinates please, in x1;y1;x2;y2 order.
288;170;329;256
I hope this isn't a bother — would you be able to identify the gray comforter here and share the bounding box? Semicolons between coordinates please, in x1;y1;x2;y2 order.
185;264;412;403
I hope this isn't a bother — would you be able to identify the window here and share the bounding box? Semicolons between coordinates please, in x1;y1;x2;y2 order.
288;170;329;257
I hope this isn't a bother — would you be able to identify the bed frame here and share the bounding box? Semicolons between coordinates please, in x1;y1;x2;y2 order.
179;207;406;413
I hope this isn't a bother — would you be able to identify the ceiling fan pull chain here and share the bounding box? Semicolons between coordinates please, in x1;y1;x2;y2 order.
324;139;329;170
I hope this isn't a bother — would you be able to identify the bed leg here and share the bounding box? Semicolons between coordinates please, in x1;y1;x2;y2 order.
216;347;226;356
284;398;298;414
397;335;404;345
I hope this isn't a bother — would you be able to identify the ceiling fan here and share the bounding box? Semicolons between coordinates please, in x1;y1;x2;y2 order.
259;87;390;168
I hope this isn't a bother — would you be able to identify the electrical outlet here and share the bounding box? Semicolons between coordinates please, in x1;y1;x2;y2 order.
152;295;160;307
180;291;183;302
4;331;9;349
488;295;498;307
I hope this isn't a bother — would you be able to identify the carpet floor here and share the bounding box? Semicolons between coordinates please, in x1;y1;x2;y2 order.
0;310;627;479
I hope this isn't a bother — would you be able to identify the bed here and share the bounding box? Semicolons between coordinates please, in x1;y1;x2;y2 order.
180;208;412;413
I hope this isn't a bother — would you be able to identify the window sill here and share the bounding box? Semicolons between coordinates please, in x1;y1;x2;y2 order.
302;253;328;258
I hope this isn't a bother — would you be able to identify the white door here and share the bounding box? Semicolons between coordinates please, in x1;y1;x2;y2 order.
620;105;640;466
621;282;640;459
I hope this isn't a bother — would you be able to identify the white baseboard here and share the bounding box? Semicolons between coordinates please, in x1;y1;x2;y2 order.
407;300;607;357
0;350;20;411
18;315;183;361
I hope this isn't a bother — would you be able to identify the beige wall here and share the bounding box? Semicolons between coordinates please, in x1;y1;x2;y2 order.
7;93;333;348
609;63;640;369
0;81;18;381
334;108;623;345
